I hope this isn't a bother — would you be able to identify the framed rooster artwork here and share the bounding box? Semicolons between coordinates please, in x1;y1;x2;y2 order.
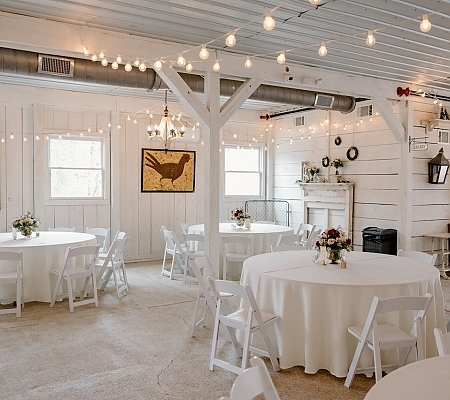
141;149;196;192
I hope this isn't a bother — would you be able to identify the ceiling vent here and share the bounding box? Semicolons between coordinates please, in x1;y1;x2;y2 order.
37;54;74;77
314;94;334;109
294;115;305;126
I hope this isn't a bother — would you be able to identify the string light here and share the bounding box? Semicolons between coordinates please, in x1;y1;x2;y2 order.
199;45;209;60
83;47;89;56
177;53;186;67
139;62;147;72
134;58;140;67
35;135;40;140
99;50;105;59
366;30;376;46
277;51;286;64
101;58;108;67
244;56;252;69
23;136;27;142
318;42;327;57
212;59;221;72
116;55;122;63
186;62;193;72
1;138;4;143
124;62;132;72
80;132;84;137
91;54;98;62
263;13;275;31
309;0;321;4
112;61;119;69
154;59;163;70
225;32;236;47
420;14;431;32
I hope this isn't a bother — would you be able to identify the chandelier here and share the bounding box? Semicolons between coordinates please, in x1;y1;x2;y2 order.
146;90;185;149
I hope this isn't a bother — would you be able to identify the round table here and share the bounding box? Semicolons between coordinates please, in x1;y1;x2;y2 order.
240;250;445;377
188;223;293;255
0;232;96;302
364;355;450;400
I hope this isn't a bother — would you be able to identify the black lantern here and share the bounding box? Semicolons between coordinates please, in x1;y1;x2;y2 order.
428;148;449;184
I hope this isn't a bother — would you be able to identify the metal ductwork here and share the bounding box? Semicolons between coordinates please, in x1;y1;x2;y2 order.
0;48;356;113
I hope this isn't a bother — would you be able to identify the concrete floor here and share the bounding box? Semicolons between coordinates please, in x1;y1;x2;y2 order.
1;260;449;400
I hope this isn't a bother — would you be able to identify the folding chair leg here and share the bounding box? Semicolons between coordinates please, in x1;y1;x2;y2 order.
257;323;280;371
209;306;222;371
50;273;64;308
344;338;366;387
16;276;22;317
191;290;203;337
67;277;75;313
373;340;382;382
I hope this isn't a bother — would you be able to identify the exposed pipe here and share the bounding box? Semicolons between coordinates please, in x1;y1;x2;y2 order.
0;48;356;113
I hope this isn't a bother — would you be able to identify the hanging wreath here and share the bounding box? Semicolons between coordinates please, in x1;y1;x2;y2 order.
321;156;330;168
346;146;359;161
334;136;342;146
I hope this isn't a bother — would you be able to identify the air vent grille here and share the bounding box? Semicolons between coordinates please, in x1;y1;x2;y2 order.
38;55;74;77
438;129;450;144
294;116;305;126
357;104;373;118
314;94;334;109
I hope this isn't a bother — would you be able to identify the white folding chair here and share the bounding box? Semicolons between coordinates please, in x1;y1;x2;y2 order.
299;227;321;250
434;328;450;356
397;249;437;266
295;223;316;244
190;256;235;338
344;293;433;387
161;229;191;280
222;356;281;400
0;251;24;317
48;227;75;232
208;277;280;375
50;245;100;312
275;233;303;247
183;233;205;283
86;227;110;257
180;222;192;236
95;232;129;298
222;235;252;281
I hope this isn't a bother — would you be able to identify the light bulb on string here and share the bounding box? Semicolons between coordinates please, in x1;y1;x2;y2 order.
154;59;163;70
133;118;137;124
263;13;275;31
101;58;108;67
309;0;321;4
99;129;103;134
112;61;119;70
45;135;49;140
139;62;147;72
277;51;286;64
199;45;209;60
35;135;40;140
124;62;132;72
108;122;112;127
177;53;186;67
23;136;27;142
116;55;122;64
1;138;5;143
80;132;84;137
233;133;237;138
117;124;121;129
127;115;131;121
134;58;140;67
186;62;194;72
318;42;327;57
420;14;431;32
244;56;252;69
366;30;376;46
83;47;89;56
212;59;220;72
225;33;236;47
91;54;98;62
99;50;105;59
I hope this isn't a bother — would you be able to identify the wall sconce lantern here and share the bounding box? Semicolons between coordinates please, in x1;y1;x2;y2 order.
428;148;449;184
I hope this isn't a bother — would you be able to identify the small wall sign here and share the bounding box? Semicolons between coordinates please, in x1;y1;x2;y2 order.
411;143;428;151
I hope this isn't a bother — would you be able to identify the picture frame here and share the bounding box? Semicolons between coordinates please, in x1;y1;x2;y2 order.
141;148;196;193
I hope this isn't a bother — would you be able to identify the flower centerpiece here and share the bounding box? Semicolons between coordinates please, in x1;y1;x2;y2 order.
315;226;352;263
12;211;39;239
331;158;344;175
230;208;251;228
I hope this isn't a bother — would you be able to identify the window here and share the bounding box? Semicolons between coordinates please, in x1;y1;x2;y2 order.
48;136;107;200
224;146;263;197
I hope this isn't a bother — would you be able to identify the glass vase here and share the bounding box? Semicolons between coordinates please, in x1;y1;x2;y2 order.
236;219;245;228
327;249;341;264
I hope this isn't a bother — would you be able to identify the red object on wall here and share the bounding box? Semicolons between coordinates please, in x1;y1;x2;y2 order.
397;87;410;97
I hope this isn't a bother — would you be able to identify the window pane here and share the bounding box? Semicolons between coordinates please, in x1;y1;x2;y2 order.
49;139;102;168
225;172;260;196
225;148;259;171
51;170;103;197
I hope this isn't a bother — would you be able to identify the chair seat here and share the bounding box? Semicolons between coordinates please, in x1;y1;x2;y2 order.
188;250;204;259
0;272;19;282
52;266;95;279
349;324;416;348
226;253;249;262
222;307;278;330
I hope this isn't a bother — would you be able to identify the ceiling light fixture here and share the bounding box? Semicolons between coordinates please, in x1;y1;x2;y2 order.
263;13;276;31
225;32;236;47
199;45;209;60
277;51;286;64
146;90;186;150
244;56;252;69
420;14;431;32
366;30;376;46
318;42;328;57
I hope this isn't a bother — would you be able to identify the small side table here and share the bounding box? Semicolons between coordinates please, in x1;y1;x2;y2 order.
425;232;450;279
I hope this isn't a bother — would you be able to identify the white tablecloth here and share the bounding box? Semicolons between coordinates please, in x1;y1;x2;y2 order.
0;232;96;302
188;223;293;255
240;250;445;377
364;355;450;400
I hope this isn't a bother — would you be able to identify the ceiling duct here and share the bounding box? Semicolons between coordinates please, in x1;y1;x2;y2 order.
0;48;356;113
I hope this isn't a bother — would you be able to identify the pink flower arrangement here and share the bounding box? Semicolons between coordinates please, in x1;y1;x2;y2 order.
315;226;351;252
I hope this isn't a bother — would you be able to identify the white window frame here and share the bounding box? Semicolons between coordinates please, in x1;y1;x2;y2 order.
44;134;110;206
223;144;265;200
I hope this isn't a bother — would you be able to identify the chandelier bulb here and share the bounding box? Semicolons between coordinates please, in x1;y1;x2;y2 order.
263;14;275;31
420;14;431;32
225;33;236;47
101;58;108;67
99;50;105;59
139;62;147;72
186;62;193;72
212;59;221;72
134;58;140;67
366;30;376;46
91;54;98;62
318;42;328;57
116;54;122;64
124;62;132;72
154;59;163;70
111;61;119;70
277;51;286;64
244;56;252;69
177;53;186;67
199;45;209;60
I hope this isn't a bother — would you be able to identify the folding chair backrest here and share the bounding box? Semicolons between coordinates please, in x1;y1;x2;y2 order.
113;232;128;263
162;229;176;252
0;251;23;263
222;235;252;256
65;245;99;264
209;277;248;303
229;357;281;400
190;257;218;307
181;223;191;236
302;227;321;249
184;233;204;248
434;328;450;356
397;249;437;266
86;227;110;253
276;234;302;246
296;223;316;238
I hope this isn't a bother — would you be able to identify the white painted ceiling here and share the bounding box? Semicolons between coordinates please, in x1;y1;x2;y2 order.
0;0;449;109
